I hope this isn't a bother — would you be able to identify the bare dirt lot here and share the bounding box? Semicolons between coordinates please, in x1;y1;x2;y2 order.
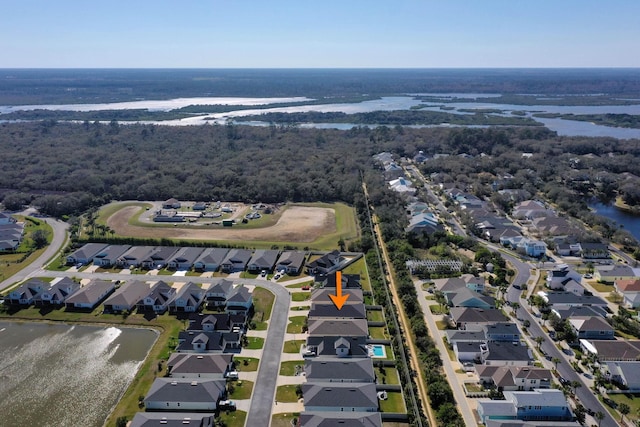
106;205;336;243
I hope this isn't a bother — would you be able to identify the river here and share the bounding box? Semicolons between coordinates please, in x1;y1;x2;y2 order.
590;202;640;242
0;321;158;427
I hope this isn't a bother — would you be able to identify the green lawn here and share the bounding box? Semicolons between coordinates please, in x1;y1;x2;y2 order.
341;257;371;292
279;360;305;376
430;304;447;315
276;385;301;403
218;410;247;427
271;413;300;427
227;380;254;400
290;305;310;312
245;336;264;350
285;280;313;288
379;390;406;413
283;340;305;353
291;292;311;302
286;316;307;334
234;357;259;372
252;287;274;330
0;217;55;281
369;326;387;339
376;367;400;385
367;310;384;322
605;393;639;423
590;282;615;293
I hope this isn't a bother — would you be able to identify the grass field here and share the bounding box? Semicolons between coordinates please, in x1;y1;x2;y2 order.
218;410;247;427
252;287;274;330
341;257;371;291
279;360;305;376
286;316;307;334
245;336;264;350
275;384;301;403
367;310;384;322
291;292;310;302
368;326;387;339
283;340;305;353
234;357;259;372
379;390;407;413
228;380;254;400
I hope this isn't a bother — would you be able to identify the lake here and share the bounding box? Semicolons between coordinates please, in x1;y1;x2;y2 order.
590;202;640;242
0;321;158;427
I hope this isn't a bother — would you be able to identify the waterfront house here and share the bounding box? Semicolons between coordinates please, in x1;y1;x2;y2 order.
167;353;234;380
66;243;109;265
167;247;204;270
302;382;378;412
143;378;225;411
103;280;150;313
168;282;205;314
275;250;306;274
33;277;80;306
7;279;49;305
65;279;115;310
129;413;214;427
193;248;229;271
136;280;175;314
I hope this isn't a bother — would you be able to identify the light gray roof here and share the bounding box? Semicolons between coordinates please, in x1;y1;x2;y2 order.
605;361;640;386
206;279;234;295
552;305;607;319
65;279;114;304
68;243;109;261
221;249;252;267
448;287;494;307
248;249;280;269
484;342;532;362
484;322;520;337
169;353;233;375
169;247;205;266
94;245;131;261
276;251;306;269
144;378;225;403
194;248;229;267
129;412;214;427
308;302;367;319
118;246;156;264
450;307;509;325
299;411;382;427
505;388;568;408
227;285;251;304
104;280;150;307
302;382;378;409
304;358;375;382
569;316;613;332
543;291;607;306
446;330;486;343
307;318;369;337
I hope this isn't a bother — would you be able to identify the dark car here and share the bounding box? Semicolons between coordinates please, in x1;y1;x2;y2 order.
558;377;570;386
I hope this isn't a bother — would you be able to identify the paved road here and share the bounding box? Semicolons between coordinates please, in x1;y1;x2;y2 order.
0;217;69;292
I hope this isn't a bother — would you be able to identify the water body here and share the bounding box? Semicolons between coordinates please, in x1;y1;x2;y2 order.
0;321;158;427
590;202;640;241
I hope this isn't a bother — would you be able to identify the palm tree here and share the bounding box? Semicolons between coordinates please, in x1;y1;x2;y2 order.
594;411;604;427
570;380;582;395
619;402;630;422
534;336;545;350
552;357;561;369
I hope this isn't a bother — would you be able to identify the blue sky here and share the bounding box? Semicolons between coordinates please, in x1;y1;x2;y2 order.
1;0;639;68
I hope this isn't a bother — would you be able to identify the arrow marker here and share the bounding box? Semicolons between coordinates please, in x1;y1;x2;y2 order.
329;271;350;310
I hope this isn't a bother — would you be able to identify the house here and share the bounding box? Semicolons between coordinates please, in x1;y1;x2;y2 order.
220;249;252;273
167;353;234;379
276;251;306;275
476;366;552;391
311;288;364;305
615;278;640;308
141;246;180;269
537;291;608;310
226;285;253;315
480;342;533;366
449;307;509;330
316;273;361;290
176;330;240;353
551;305;607;320
92;245;131;267
116;246;157;268
0;212;16;224
306;336;369;358
7;279;49;305
304;358;375;383
602;361;640;390
485;421;579;427
187;312;247;333
484;323;520;342
167;247;204;270
302;382;378;412
579;339;640;362
546;264;582;290
65;279;115;310
594;264;637;283
580;242;610;259
568;316;614;340
524;240;547;258
511;200;548;220
247;249;280;273
307;318;369;338
192;202;207;211
298;412;382;427
162;198;181;209
129;413;214;427
193;248;229;272
143;378;225;411
406;212;444;234
446;287;494;309
388;177;416;195
308;302;367;320
306;250;345;275
66;243;109;265
454;342;484;363
0;226;23;251
446;330;487;348
33;277;80;306
168;282;205;314
433;274;485;293
204;279;234;308
477;389;572;424
136;281;175;314
103;280;150;313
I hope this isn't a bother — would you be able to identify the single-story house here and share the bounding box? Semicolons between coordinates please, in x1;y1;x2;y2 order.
129;413;214;427
103;280;150;313
246;249;280;272
66;243;109;265
136;280;175;314
193;248;229;272
594;264;637;283
568;316;614;340
220;249;252;273
168;282;205;314
305;336;369;358
580;339;640;362
302;382;378;412
275;251;306;274
167;353;234;380
298;412;382;427
33;277;80;306
537;291;608;310
551;305;607;320
307;318;369;338
143;378;225;411
116;246;157;268
311;288;364;305
481;342;533;366
65;279;115;310
433;274;486;293
92;245;131;267
308;302;367;320
304;358;375;383
141;246;180;269
167;247;205;270
162;198;181;209
446;287;495;309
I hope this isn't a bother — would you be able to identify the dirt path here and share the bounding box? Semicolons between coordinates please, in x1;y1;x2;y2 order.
107;205;335;243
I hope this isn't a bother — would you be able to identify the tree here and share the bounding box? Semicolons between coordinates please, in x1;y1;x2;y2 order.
552;357;561;369
31;229;49;249
619;402;630;422
594;411;605;427
115;417;128;427
427;380;454;407
534;336;545;350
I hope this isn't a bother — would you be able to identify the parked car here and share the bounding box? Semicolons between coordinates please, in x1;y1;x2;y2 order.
225;371;239;380
274;274;281;280
301;285;310;291
219;400;236;410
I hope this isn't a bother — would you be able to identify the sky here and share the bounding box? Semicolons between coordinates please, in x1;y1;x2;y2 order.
1;0;639;68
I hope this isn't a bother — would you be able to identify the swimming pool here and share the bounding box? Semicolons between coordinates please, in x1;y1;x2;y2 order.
369;344;386;358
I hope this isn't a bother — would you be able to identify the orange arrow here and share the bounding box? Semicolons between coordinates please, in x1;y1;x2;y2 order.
329;271;350;310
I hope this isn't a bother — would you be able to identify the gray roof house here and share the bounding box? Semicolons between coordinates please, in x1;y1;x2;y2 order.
204;279;234;308
302;382;378;412
116;246;157;268
7;279;49;305
481;342;533;366
603;361;640;390
311;288;364;305
141;246;181;269
580;339;640;362
476;365;552;391
308;302;367;320
143;378;225;411
484;323;521;342
306;336;369;358
66;243;109;265
306;250;345;275
449;307;509;330
551;305;607;320
538;291;608;309
304;358;375;383
168;282;205;314
446;287;495;309
299;412;382;427
247;249;280;272
129;413;214;427
307;318;369;338
167;353;234;379
193;248;229;271
65;279;115;310
33;277;80;306
276;251;307;274
92;245;131;267
136;280;175;314
167;247;205;270
103;280;150;313
568;316;614;340
225;285;253;315
187;312;247;333
477;389;573;424
220;249;252;273
176;331;240;353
